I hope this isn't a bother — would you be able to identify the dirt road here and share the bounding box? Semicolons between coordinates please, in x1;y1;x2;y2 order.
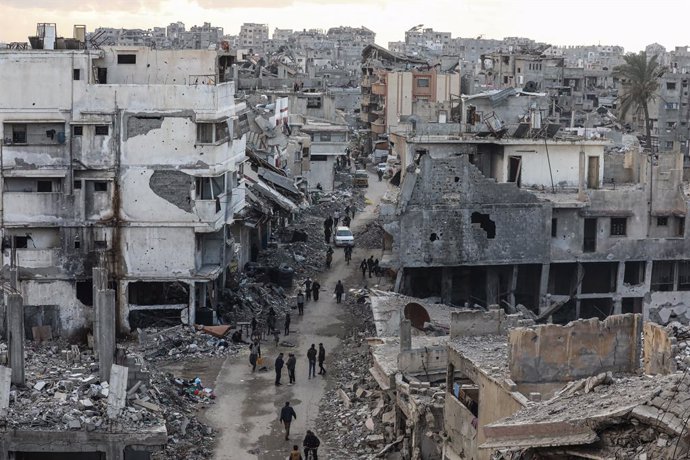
201;171;389;459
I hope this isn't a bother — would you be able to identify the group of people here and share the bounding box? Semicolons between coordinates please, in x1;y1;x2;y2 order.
323;207;356;244
360;255;382;278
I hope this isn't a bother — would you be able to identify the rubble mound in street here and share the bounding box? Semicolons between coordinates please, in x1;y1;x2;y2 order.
132;325;243;362
354;220;384;250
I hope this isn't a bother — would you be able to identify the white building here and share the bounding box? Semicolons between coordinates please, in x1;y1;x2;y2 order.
0;46;247;337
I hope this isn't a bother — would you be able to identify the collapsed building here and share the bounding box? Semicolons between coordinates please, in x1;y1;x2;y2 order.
0;42;248;337
382;124;690;324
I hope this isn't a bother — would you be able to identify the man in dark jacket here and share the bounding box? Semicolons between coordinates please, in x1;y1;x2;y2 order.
360;259;367;278
249;339;261;372
311;280;321;301
318;343;326;375
297;290;305;316
284;312;291;336
307;344;317;379
287;353;297;385
303;430;321;460
303;277;312;301
279;401;297;440
334;280;344;304
275;353;285;386
367;256;374;278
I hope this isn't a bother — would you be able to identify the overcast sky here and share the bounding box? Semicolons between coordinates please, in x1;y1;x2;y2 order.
1;0;687;52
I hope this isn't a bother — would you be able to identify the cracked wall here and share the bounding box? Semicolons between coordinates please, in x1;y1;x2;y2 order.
508;314;642;383
397;154;551;267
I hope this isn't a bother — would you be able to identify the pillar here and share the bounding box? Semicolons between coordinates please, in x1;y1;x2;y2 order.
188;282;196;326
441;268;453;305
578;147;586;201
508;265;518;307
96;289;116;382
485;268;499;307
538;263;550;316
92;268;108;355
7;293;24;385
614;262;625;315
400;319;412;352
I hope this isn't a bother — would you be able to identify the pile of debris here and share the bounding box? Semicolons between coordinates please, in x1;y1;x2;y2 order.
219;275;292;324
665;321;690;371
1;340;217;460
318;333;398;459
132;325;243;362
354;220;384;250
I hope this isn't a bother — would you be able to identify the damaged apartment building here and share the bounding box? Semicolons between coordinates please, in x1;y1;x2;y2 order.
382;120;690;324
0;34;248;338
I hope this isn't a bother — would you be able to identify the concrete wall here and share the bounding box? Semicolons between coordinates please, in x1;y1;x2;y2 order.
397;155;551;267
449;308;529;339
646;291;690;324
397;346;448;375
307;155;336;191
643;321;677;375
444;396;478;460
508;314;642;383
120;227;196;277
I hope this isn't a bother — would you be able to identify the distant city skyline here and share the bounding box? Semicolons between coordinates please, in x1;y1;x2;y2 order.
1;0;688;53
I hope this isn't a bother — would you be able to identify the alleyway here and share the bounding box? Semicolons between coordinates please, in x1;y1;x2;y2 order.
204;170;389;459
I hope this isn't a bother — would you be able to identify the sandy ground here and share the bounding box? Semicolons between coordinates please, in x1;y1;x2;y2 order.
192;170;390;460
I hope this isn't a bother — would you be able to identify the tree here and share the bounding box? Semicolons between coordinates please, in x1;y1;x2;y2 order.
614;51;665;151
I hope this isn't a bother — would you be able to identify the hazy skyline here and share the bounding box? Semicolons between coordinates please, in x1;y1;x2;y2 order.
1;0;689;53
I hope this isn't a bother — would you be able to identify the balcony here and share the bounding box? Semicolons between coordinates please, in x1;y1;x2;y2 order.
371;119;386;135
228;186;246;220
372;82;387;96
4;192;76;224
2;144;69;168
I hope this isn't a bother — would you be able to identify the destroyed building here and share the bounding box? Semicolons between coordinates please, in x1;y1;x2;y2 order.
382;126;690;324
0;39;248;338
441;311;690;460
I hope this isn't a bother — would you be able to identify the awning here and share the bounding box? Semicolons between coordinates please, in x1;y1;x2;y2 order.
251;180;298;213
258;167;301;195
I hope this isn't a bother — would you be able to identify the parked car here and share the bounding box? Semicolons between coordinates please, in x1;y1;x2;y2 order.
353;169;369;187
333;226;355;247
376;163;388;174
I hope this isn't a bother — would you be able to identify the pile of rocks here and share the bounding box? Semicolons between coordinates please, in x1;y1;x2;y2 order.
665;321;690;371
318;334;397;459
354;220;384;250
133;325;243;362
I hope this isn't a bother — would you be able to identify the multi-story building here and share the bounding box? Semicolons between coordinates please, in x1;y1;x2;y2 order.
382;129;689;325
0;46;247;338
239;23;269;50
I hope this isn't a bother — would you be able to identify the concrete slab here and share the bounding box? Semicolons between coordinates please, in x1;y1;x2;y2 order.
107;364;128;419
0;366;11;417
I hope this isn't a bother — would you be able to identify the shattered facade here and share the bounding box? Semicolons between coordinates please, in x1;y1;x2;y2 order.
0;46;247;338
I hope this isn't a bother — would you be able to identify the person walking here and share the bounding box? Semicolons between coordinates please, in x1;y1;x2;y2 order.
307;344;317;379
377;168;384;181
318;343;326;375
275;353;285;386
311;280;321;301
334;280;344;304
360;259;367;278
249;339;261;372
344;245;352;265
333;210;340;229
323;217;333;244
325;247;333;269
289;445;303;460
297;290;305;316
273;329;280;347
303;430;321;460
303;277;312;302
373;258;380;277
367;256;374;278
287;353;296;385
279;401;297;440
284;312;291;336
351;203;356;219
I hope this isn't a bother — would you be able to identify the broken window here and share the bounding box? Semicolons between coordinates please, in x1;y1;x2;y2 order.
14;236;29;248
76;280;94;306
197;123;214;143
73;68;81;81
651;261;675;291
657;216;668;226
95;125;109;136
471;212;496;239
678;261;690;291
583;218;597;253
72;125;83;136
215;121;229;143
307;97;322;108
416;78;430;88
624;261;646;285
36;180;53;193
610;218;627;236
679;217;686;237
551;218;557;237
319;133;331;142
7;123;27;144
117;54;137;64
73;180;82;190
581;262;617;294
667;82;677;91
93;181;108;192
622;298;643;314
96;67;107;84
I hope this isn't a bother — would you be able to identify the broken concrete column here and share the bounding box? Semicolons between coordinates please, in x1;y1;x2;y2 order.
0;365;11;417
96;289;116;382
8;268;17;290
7;293;24;385
486;268;499;306
400;319;412;351
107;364;128;419
92;267;108;354
578;147;586;201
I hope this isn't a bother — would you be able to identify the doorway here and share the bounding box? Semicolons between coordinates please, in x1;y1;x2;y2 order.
587;156;600;189
508;156;522;187
583;218;597;253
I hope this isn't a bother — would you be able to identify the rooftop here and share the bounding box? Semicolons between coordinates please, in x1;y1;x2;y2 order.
448;334;509;380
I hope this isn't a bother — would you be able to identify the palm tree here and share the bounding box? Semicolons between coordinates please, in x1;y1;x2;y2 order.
614;52;665;151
